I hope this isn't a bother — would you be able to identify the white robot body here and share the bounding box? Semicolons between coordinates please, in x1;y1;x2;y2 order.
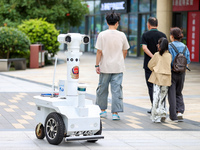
34;33;103;145
34;96;100;135
66;51;82;96
58;33;89;97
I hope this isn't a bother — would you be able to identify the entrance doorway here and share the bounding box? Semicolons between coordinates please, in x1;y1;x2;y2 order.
173;12;187;44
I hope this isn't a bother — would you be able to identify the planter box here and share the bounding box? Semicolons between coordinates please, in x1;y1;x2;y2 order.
0;59;8;71
0;58;26;71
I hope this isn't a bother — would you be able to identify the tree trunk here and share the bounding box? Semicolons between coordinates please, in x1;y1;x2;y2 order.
7;50;10;59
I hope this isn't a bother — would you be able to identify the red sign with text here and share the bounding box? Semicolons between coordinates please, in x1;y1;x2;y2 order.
187;11;200;62
173;0;199;11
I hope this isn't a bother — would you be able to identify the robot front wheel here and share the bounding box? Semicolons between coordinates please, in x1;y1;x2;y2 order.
44;112;65;145
35;112;65;145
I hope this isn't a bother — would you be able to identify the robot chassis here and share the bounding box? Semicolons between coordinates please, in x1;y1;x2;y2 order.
34;33;104;145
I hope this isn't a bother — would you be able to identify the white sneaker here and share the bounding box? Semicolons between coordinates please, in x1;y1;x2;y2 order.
100;111;107;118
177;113;183;119
112;114;120;120
177;113;184;122
154;118;161;123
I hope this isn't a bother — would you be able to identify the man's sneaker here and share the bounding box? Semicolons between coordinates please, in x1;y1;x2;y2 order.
165;117;178;123
112;114;120;120
100;111;107;118
177;113;184;122
177;112;183;119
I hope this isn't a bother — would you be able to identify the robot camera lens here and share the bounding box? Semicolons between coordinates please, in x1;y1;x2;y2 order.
83;36;89;43
65;36;71;43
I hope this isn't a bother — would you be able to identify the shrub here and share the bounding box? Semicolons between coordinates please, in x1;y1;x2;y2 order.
18;18;60;56
2;19;20;28
0;27;30;59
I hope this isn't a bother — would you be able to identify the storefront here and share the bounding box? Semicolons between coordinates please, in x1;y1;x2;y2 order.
70;0;200;63
173;0;200;62
70;0;157;57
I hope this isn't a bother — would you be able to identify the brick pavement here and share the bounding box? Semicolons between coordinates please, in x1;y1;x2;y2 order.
0;52;200;149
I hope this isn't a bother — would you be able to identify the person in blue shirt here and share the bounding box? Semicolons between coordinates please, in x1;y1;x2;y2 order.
167;27;190;122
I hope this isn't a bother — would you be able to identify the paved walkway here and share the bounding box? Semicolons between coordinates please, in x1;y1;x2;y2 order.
0;52;200;149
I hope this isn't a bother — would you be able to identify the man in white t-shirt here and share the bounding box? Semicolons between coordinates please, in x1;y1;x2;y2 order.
95;11;130;120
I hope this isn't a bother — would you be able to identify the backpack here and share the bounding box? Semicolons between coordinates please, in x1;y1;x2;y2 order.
170;43;187;73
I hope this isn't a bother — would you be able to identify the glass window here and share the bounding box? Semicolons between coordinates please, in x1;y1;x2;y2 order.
182;12;187;44
139;14;149;56
139;0;150;12
150;13;156;17
95;15;101;33
128;14;138;56
102;15;108;31
119;14;128;36
151;0;156;12
86;1;95;14
88;16;95;52
141;15;146;34
94;15;101;53
173;12;187;44
130;0;138;12
94;0;101;14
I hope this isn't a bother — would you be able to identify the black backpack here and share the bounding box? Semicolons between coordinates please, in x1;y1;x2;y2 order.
170;43;187;73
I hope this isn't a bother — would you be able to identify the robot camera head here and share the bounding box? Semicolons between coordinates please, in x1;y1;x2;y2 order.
82;35;90;44
57;33;90;49
57;34;71;44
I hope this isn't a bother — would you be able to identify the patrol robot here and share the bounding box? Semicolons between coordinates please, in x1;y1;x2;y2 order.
34;33;103;145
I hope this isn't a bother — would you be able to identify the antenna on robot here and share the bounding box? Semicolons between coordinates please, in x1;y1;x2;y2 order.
51;56;57;97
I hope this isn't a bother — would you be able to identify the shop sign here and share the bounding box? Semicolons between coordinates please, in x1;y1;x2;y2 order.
187;12;200;62
100;0;127;13
173;0;199;11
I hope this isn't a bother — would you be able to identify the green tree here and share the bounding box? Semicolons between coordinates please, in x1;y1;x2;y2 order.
0;0;89;30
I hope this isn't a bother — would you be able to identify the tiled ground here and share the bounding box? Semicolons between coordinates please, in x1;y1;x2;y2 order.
0;53;200;149
0;93;37;129
0;92;199;132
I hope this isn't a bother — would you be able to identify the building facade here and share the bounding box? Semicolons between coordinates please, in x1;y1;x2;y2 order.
70;0;200;63
172;0;200;62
